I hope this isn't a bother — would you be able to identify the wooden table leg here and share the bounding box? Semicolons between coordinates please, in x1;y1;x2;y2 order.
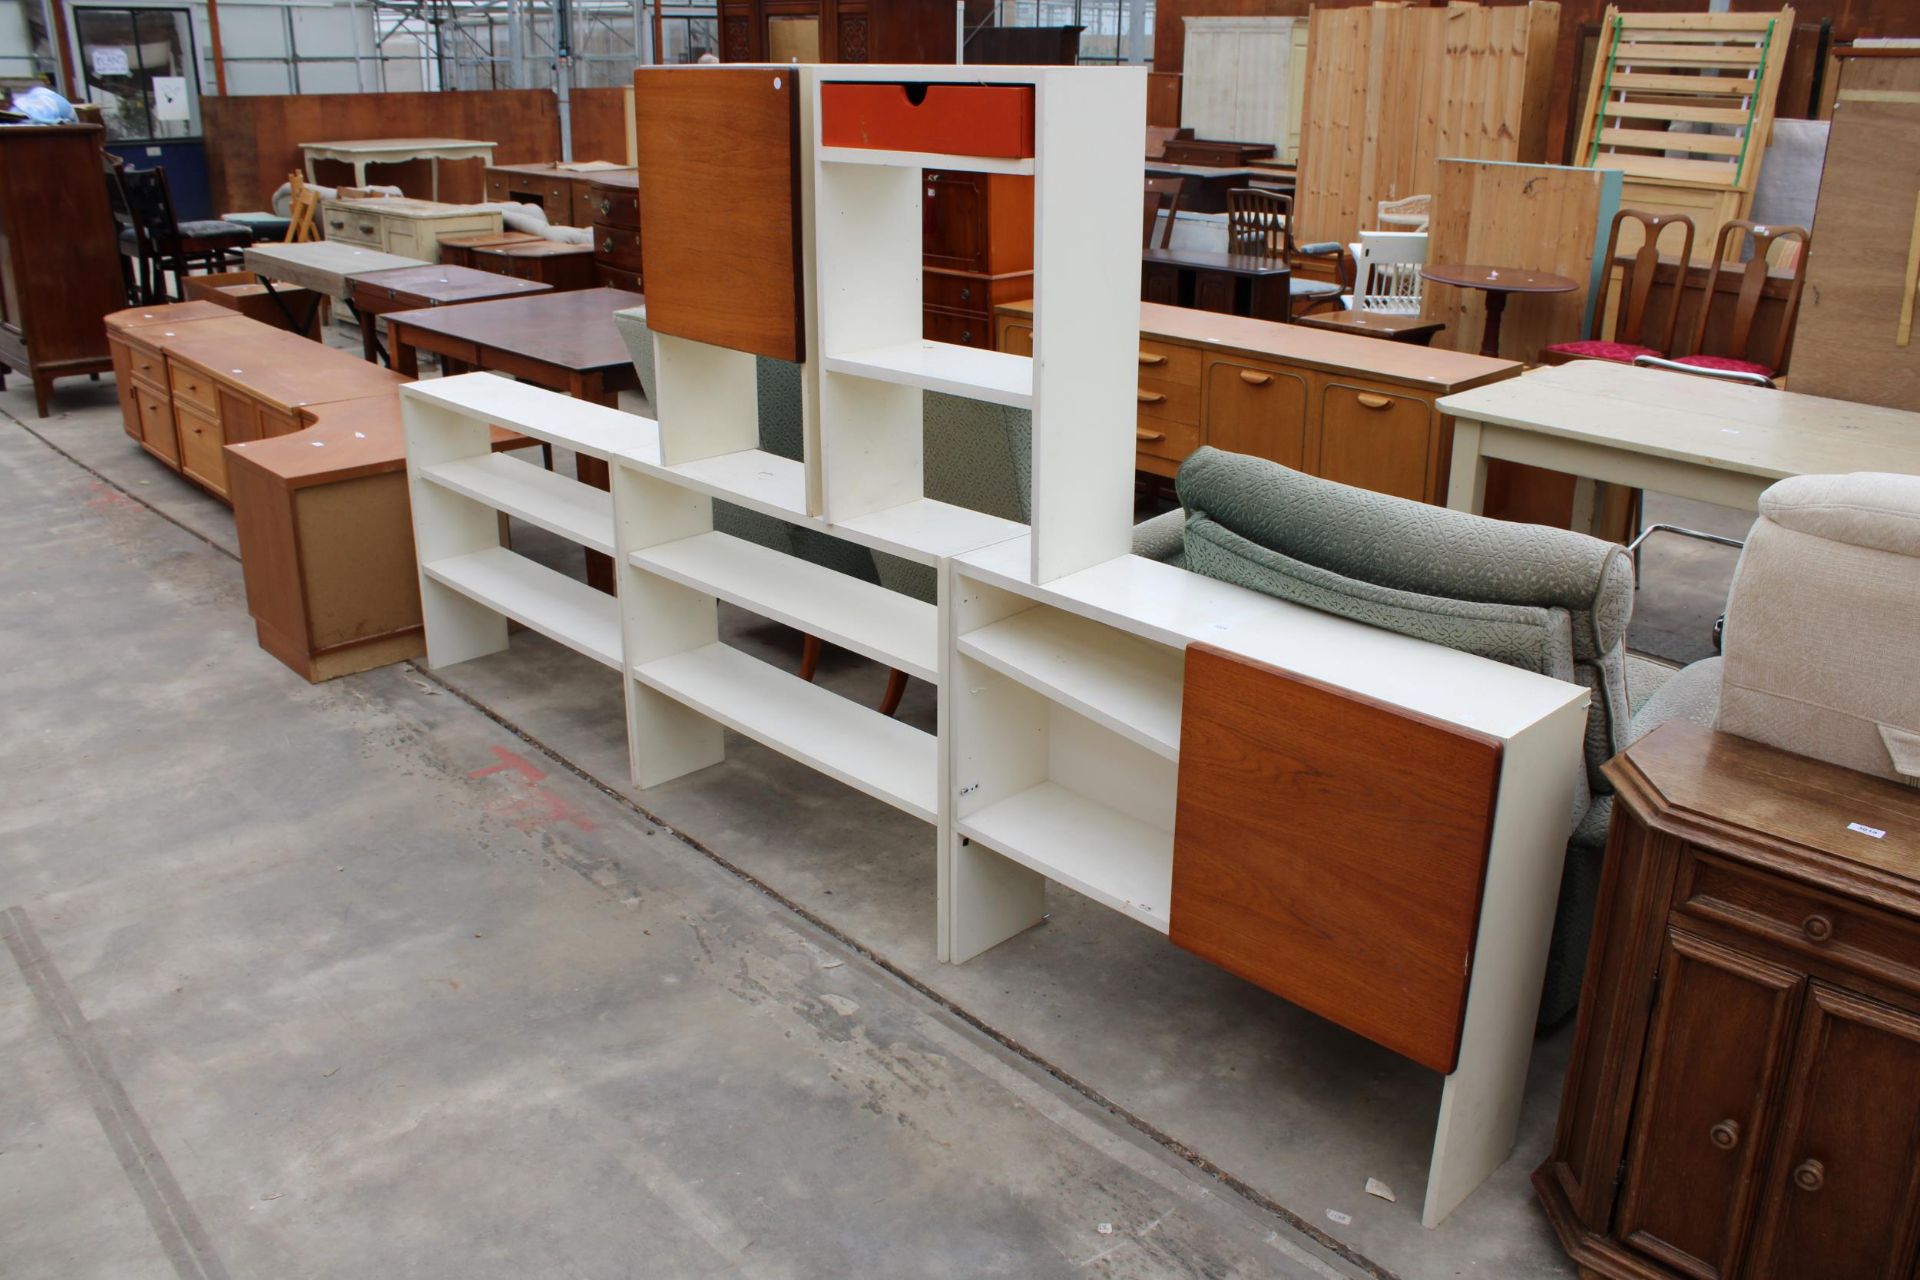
572;374;617;594
389;327;420;379
1479;288;1509;359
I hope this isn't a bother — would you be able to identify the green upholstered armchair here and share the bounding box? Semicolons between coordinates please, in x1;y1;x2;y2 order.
1167;446;1648;1024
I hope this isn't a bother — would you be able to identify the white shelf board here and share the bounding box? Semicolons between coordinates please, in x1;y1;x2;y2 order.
422;547;622;670
403;373;660;463
824;341;1033;409
630;531;938;681
632;643;937;822
640;448;810;521
817;145;1034;176
833;497;1026;566
956;538;1590;743
959;607;1183;760
958;782;1172;933
421;453;614;555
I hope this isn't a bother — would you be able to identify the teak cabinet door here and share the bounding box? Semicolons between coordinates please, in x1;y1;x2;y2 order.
1314;382;1434;502
1204;359;1308;469
1615;928;1802;1280
634;66;803;362
923;171;986;272
1744;984;1920;1280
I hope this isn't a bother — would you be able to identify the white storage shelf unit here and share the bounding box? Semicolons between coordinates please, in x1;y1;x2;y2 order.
945;535;1592;1229
402;375;660;672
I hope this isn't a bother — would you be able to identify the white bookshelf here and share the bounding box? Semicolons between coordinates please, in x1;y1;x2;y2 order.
400;374;659;672
821;342;1034;408
816;145;1035;176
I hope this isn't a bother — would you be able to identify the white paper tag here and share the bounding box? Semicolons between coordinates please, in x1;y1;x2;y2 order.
1848;822;1887;840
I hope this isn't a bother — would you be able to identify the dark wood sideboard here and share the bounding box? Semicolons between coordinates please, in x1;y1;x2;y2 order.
1538;721;1920;1280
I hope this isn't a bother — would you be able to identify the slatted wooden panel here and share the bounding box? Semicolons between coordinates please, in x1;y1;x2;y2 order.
1295;2;1562;244
1572;6;1794;255
1421;158;1617;363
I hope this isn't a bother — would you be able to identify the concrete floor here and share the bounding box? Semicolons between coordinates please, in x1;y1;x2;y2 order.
1;358;1749;1280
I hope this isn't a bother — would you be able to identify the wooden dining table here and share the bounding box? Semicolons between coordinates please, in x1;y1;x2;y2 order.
1420;263;1577;358
346;263;552;367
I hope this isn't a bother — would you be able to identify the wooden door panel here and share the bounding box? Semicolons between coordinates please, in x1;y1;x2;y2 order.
1746;984;1920;1280
923;171;986;272
218;387;262;443
1315;381;1433;502
1170;646;1503;1074
1616;928;1802;1280
1205;359;1308;469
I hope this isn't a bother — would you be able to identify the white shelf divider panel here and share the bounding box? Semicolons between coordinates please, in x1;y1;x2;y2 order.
632;642;938;822
823;342;1034;409
832;498;1025;567
421;453;615;555
630;530;939;681
402;372;660;463
423;547;624;670
958;606;1183;761
957;781;1172;932
816;145;1035;176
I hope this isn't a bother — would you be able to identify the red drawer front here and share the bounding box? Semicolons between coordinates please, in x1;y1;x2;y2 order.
821;83;1034;159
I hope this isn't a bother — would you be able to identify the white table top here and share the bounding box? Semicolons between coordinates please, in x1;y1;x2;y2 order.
299;138;495;154
244;241;423;296
1438;360;1920;483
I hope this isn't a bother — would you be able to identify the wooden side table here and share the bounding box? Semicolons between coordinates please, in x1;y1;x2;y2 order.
1420;263;1575;358
346;264;551;370
1537;721;1920;1280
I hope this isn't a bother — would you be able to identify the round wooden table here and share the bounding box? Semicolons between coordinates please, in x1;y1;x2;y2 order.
1419;264;1577;358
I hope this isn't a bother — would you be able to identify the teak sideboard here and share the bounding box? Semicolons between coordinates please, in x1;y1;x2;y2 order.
997;300;1520;504
483;162;635;229
1538;722;1920;1280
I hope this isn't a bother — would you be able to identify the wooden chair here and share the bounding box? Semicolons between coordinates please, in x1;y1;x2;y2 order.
118;167;254;302
1226;188;1350;318
1143;175;1184;249
285;172;319;243
1672;220;1812;379
1540;210;1695;366
102;154;145;306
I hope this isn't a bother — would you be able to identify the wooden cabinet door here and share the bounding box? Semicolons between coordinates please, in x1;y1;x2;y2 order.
923;171;986;272
175;402;230;497
1744;984;1920;1280
997;320;1033;356
1313;381;1435;502
1615;928;1802;1280
1205;359;1308;469
218;387;262;443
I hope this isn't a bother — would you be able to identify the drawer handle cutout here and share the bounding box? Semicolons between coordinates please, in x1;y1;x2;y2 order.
1138;391;1167;405
1139;352;1167;366
1357;392;1393;410
1803;914;1834;942
1136;428;1166;443
1239;370;1272;386
1793;1159;1825;1192
1709;1120;1741;1151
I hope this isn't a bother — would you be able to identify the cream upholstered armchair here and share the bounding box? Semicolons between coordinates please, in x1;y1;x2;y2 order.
1623;472;1920;788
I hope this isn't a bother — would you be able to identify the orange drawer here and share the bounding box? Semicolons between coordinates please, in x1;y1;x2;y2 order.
1134;416;1201;466
821;82;1034;159
1136;377;1199;427
176;402;228;495
168;360;219;415
134;382;179;464
123;339;165;385
1137;338;1201;387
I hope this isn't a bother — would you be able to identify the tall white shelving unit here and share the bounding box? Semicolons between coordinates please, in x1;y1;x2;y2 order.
402;61;1593;1228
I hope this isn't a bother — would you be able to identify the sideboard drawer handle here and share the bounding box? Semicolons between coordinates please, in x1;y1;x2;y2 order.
601;237;614;254
1136;428;1166;443
599;199;612;216
1139;352;1167;366
1793;1159;1825;1192
1709;1119;1741;1150
1357;392;1393;410
1803;914;1834;942
1239;370;1272;386
1137;391;1167;405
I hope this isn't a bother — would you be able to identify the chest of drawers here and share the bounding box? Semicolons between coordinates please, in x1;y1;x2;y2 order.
589;171;642;293
320;197;501;261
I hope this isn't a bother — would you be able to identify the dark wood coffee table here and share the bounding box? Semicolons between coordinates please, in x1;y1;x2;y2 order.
386;286;646;591
1420;263;1576;358
1296;309;1446;346
347;264;552;368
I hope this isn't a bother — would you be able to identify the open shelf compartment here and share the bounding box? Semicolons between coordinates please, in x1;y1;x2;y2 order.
823;341;1033;409
423;546;623;669
421;453;614;555
632;642;938;822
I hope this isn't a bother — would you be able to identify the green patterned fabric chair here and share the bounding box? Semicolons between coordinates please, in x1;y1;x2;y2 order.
1170;446;1640;1024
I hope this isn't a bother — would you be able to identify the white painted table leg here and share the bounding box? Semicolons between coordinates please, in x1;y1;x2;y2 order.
430;156;440;202
1422;699;1588;1227
1446;418;1490;515
1569;476;1599;538
304;154;317;185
